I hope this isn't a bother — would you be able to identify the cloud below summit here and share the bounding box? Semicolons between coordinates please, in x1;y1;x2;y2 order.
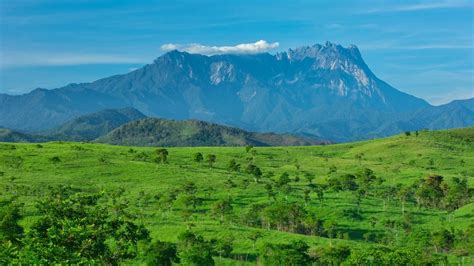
160;40;279;55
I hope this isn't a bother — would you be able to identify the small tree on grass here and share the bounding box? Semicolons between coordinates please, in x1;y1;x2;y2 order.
323;219;338;246
211;198;233;224
180;182;199;210
245;145;253;153
192;152;203;164
304;172;315;184
177;231;215;266
259;240;312;265
303;189;311;206
156;148;169;163
248;231;263;253
206;154;216;168
314;184;325;205
145;240;178;266
245;164;262;183
50;156;61;167
227;159;240;172
355;153;364;165
397;185;413;214
212;236;234;263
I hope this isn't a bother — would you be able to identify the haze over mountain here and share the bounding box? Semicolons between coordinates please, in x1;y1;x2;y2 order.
1;42;472;141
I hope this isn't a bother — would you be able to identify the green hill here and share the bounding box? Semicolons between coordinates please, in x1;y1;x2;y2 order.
43;107;146;141
0;127;472;264
96;117;325;146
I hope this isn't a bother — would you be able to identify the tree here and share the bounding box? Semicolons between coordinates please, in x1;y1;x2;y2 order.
356;168;378;196
397;185;413;214
245;164;262;182
227;159;240;172
19;186;149;264
323;219;338;246
328;174;358;192
248;231;263;253
192;152;203;163
259;240;312;265
414;175;445;208
304;172;315;184
145;240;178;266
314;184;325;205
443;177;470;212
211;198;233;224
50;156;61;166
179;182;200;210
405;131;411;137
177;231;215;266
156;148;169;163
264;183;276;200
303;189;311;206
432;228;455;253
316;245;351;265
355;153;364;165
212;236;234;262
206;154;216;168
276;172;291;188
0;197;23;245
245;145;253;153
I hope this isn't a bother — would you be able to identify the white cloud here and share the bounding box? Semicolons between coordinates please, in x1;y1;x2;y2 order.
365;0;471;13
0;52;146;68
160;40;280;55
160;44;178;51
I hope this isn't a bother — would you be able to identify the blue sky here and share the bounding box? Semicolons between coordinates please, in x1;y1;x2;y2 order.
0;0;473;105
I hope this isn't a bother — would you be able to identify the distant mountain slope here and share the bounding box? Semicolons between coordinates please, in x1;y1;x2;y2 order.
96;118;325;146
0;88;126;131
370;98;474;138
43;107;146;141
409;98;474;129
0;128;48;143
1;41;471;141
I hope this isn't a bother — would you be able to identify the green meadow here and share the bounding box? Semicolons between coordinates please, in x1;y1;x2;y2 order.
1;127;473;264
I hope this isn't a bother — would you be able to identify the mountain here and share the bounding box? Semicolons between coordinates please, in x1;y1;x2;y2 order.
43;107;146;141
0;128;49;143
1;41;472;141
370;98;474;137
96;117;325;146
0;88;126;131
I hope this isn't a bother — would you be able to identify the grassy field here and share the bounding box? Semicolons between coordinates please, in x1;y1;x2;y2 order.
1;127;473;264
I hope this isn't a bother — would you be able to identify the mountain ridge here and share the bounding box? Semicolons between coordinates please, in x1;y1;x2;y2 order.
1;42;472;141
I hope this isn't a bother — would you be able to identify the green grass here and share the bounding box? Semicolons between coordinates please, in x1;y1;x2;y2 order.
1;127;473;264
